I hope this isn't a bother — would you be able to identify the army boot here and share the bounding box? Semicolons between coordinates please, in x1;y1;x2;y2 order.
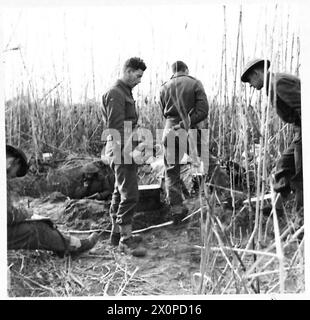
68;232;99;257
110;220;142;246
170;204;188;225
110;219;121;246
119;224;146;257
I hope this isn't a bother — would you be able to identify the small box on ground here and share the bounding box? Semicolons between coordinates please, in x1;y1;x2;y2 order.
137;184;161;212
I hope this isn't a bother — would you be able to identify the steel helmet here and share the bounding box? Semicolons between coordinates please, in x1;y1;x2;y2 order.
6;145;29;177
241;58;271;82
82;163;99;174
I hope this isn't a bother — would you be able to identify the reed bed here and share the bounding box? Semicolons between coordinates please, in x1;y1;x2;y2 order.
5;4;304;295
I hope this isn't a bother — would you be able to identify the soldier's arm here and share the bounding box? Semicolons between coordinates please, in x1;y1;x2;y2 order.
7;205;31;225
103;88;126;135
276;77;301;121
189;80;209;126
158;87;166;116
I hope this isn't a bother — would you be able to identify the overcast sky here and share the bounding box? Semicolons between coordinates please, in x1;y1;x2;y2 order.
1;1;302;103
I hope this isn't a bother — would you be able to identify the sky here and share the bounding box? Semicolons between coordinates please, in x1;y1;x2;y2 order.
1;0;310;299
1;1;302;103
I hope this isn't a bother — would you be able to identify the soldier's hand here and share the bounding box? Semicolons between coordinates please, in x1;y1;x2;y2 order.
172;121;185;130
86;192;99;199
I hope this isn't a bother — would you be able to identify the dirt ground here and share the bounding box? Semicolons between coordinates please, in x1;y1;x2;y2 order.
7;194;205;297
7;192;304;297
7;160;304;297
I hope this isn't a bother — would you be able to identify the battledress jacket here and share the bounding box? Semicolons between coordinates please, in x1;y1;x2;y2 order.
267;72;301;127
159;72;209;129
7;184;30;226
102;79;138;147
7;183;54;228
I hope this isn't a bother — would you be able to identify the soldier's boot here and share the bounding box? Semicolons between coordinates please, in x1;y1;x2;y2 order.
110;219;121;246
170;204;189;225
68;232;99;257
119;224;146;257
110;220;142;246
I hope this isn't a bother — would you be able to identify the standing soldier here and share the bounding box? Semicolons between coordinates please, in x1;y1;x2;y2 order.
159;61;209;224
241;58;303;216
102;57;147;256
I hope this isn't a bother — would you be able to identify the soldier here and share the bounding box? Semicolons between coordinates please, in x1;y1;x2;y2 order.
74;162;114;200
241;58;303;216
158;61;209;224
102;57;147;256
7;145;99;257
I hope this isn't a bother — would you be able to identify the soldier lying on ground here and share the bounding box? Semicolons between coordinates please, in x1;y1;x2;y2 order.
7;145;99;257
74;162;114;200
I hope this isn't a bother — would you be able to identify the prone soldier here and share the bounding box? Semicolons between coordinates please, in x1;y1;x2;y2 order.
6;145;99;257
74;162;114;200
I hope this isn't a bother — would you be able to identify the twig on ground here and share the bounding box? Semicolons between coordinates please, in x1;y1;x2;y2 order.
117;266;139;296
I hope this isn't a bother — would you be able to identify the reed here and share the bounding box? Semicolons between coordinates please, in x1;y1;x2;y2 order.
5;4;303;295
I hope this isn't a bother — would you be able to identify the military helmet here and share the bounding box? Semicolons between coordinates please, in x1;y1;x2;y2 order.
241;58;271;82
82;163;99;174
6;144;29;177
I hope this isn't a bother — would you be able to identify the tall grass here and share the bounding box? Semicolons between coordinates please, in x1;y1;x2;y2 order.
194;5;303;294
4;4;303;294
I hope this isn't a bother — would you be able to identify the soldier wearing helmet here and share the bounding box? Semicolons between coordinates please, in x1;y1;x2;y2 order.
241;58;303;216
6;145;99;256
6;145;29;178
74;162;114;200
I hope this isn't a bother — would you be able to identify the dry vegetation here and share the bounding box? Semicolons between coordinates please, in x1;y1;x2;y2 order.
5;5;304;296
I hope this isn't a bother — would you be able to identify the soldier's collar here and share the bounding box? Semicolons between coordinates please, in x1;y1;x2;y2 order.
171;71;188;79
116;79;132;92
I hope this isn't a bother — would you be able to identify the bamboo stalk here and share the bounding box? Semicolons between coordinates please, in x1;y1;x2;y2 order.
246;224;302;285
295;36;300;76
284;13;290;71
193;244;277;258
198;185;211;294
270;184;285;293
247;267;298;280
211;223;249;293
222;5;228;159
289;33;295;74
